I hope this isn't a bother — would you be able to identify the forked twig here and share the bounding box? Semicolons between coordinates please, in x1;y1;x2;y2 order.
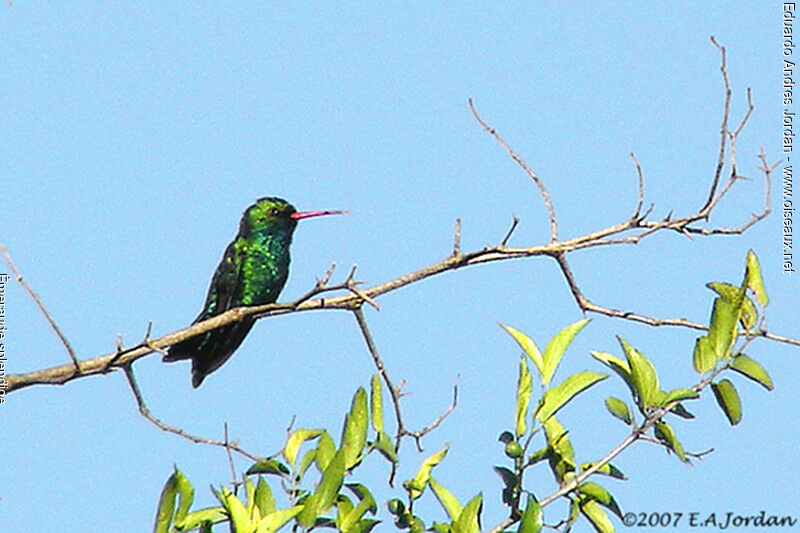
1;245;80;371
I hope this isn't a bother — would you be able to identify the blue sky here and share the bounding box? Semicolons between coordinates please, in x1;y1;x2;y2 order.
2;2;797;532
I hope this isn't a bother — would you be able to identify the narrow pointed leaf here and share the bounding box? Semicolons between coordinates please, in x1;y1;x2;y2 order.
518;495;542;533
516;355;533;437
315;431;337;472
247;460;291;477
453;493;482;533
373;430;398;462
669;403;695;419
405;444;449;500
370;375;384;432
245;477;257;517
577;482;623;519
579;462;627;480
662;388;699;404
542;416;575;482
345;483;378;515
653;420;689;463
297;449;346;527
219;487;250;530
501;324;544;374
618;337;659;409
172;468;194;524
342;387;369;469
298;449;317;481
175;507;226;531
579;499;614;533
257;506;303;533
541;319;590;386
693;336;715;373
255;477;276;516
535;371;608;422
707;281;758;329
707;298;737;361
604;396;631;424
493;466;517;489
731;354;774;391
284;429;323;467
429;477;463;521
746;250;769;306
154;470;179;533
711;379;743;425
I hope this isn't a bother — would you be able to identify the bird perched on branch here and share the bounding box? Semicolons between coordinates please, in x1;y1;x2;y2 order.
163;197;344;387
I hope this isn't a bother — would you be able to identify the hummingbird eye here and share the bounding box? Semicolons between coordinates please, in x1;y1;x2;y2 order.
267;207;280;218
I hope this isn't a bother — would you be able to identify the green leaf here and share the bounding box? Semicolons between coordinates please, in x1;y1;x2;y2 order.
245;477;258;519
340;484;378;531
590;351;631;384
693;336;715;373
577;482;623;519
518;495;542;533
604;396;631;425
247;460;291;477
653;420;689;463
254;477;276;516
542;416;575;482
662;388;700;405
746;250;769;306
219;487;250;530
707;298;737;360
298;448;317;482
578;462;627;480
315;431;337;472
516;355;533;437
372;430;398;462
541;319;591;386
535;371;608;422
452;493;482;533
370;375;384;433
669;402;695;419
283;429;323;467
501;324;544;376
579;499;614;533
492;466;517;489
429;477;463;522
618;337;659;410
257;506;303;533
154;470;179;533
712;379;743;425
405;444;449;500
342;387;369;470
172;468;194;525
707;281;758;329
731;354;774;391
175;507;226;531
297;448;346;527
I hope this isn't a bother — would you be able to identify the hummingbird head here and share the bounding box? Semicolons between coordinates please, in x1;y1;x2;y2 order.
241;197;345;238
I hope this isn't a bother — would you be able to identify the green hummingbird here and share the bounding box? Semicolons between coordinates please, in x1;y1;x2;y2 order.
163;197;344;387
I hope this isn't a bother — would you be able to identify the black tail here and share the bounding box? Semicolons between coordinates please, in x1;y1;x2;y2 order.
163;319;255;388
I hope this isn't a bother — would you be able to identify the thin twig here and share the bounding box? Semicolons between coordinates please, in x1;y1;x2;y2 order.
453;218;462;256
501;216;520;247
0;245;80;371
223;423;240;495
701;36;732;214
122;364;267;463
630;152;645;219
469;98;559;242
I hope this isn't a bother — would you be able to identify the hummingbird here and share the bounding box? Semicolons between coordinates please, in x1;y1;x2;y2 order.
163;197;344;387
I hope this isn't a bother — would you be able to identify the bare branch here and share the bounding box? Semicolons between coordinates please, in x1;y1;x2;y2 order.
122;364;267;463
630;152;645;219
702;36;732;214
1;245;80;371
469;98;559;241
453;218;462;256
501;216;520;247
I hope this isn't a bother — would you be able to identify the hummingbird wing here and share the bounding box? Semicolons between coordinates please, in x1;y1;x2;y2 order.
163;239;255;387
